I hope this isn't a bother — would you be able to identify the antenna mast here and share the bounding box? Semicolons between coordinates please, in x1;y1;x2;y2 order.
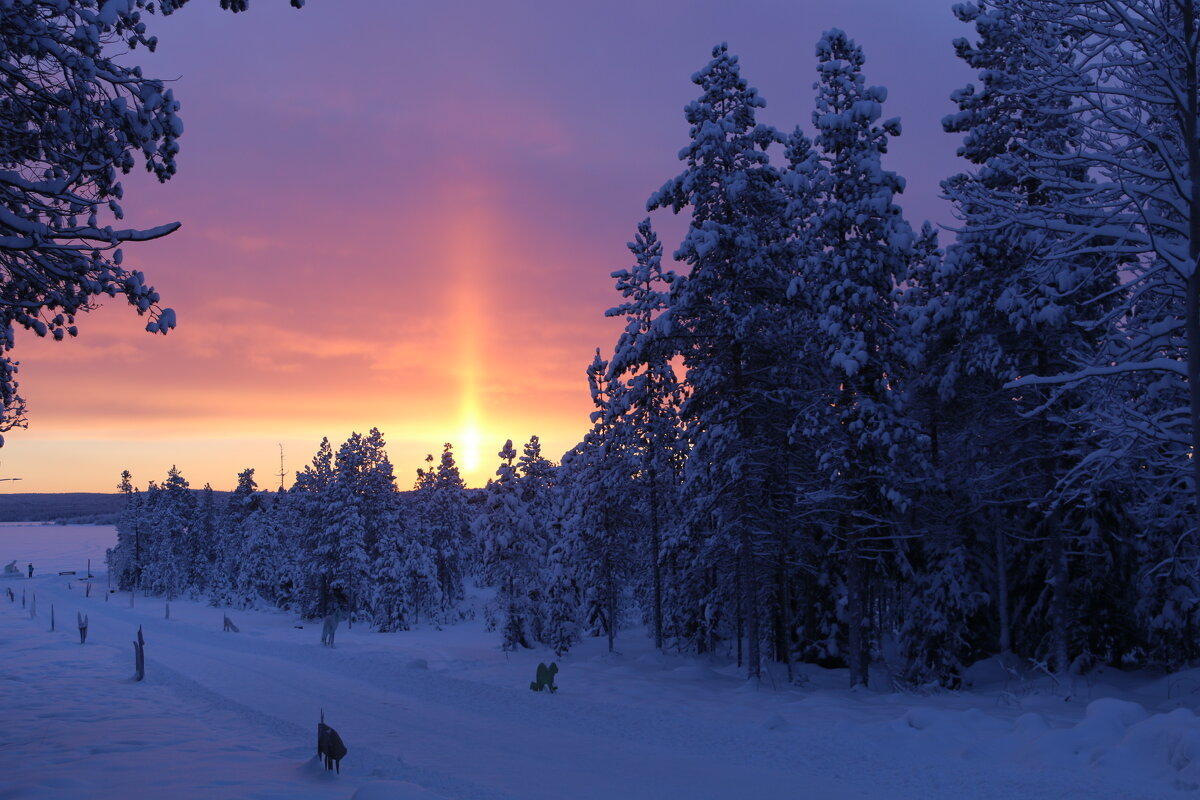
277;443;286;491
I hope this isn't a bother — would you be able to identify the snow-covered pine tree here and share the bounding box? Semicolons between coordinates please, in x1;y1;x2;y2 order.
936;1;1156;674
648;43;796;680
802;29;917;688
0;0;304;435
605;219;686;651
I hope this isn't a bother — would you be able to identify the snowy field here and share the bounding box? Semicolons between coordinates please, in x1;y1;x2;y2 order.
1;523;1198;799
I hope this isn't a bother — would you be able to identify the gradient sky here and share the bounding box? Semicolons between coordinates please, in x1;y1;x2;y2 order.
4;0;972;493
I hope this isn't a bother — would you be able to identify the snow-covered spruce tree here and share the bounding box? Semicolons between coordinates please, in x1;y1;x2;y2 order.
561;353;637;653
0;0;303;436
800;29;919;688
889;224;997;686
235;504;281;607
772;122;854;681
311;435;373;620
514;435;567;647
352;428;401;554
207;467;261;607
138;465;196;600
648;43;798;680
370;517;435;632
261;490;304;611
412;444;470;616
605;219;686;651
188;482;217;595
475;439;543;648
325;428;401;622
537;481;581;656
109;470;141;590
291;437;335;617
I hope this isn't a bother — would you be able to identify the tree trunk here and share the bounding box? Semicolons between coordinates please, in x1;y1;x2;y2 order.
1187;4;1200;541
1047;511;1070;675
846;531;867;688
742;533;761;681
649;465;663;651
994;519;1012;654
735;557;743;669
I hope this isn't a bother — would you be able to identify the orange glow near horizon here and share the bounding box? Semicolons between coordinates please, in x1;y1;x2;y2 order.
450;205;492;482
0;171;605;493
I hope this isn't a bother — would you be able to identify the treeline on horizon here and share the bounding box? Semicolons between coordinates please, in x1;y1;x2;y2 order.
0;493;129;523
113;7;1200;688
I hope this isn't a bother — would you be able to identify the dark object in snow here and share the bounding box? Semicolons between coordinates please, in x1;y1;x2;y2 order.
57;570;75;576
78;612;88;644
133;626;145;681
223;615;240;633
317;709;347;773
5;587;12;602
530;662;559;693
49;604;54;631
27;563;32;578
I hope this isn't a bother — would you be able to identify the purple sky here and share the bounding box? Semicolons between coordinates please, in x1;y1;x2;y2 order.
6;0;973;492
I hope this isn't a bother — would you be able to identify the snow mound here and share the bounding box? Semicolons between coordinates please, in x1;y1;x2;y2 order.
1064;703;1200;791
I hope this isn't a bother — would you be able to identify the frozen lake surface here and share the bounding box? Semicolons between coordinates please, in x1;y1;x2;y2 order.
1;523;1196;799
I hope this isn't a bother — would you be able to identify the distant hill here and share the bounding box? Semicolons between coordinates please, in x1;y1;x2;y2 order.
0;493;127;524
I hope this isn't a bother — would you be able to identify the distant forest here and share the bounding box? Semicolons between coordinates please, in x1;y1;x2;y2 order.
0;493;228;524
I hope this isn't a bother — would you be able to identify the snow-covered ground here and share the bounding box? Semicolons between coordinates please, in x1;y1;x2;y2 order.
1;522;1197;799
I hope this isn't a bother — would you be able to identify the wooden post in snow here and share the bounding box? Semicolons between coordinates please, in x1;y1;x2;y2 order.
133;625;145;681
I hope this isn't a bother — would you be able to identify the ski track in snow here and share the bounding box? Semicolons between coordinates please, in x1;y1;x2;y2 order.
0;524;1192;799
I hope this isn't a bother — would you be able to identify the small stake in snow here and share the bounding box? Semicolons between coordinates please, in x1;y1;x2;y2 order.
165;602;170;620
21;588;25;607
530;662;559;693
5;587;12;602
49;604;54;632
85;582;91;598
317;709;347;773
78;612;88;644
223;615;240;633
133;626;145;681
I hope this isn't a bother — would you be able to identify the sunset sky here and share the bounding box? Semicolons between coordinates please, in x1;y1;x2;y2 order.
4;0;970;493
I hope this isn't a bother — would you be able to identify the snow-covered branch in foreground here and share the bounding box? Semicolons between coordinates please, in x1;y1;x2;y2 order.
0;0;302;438
1006;358;1188;388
